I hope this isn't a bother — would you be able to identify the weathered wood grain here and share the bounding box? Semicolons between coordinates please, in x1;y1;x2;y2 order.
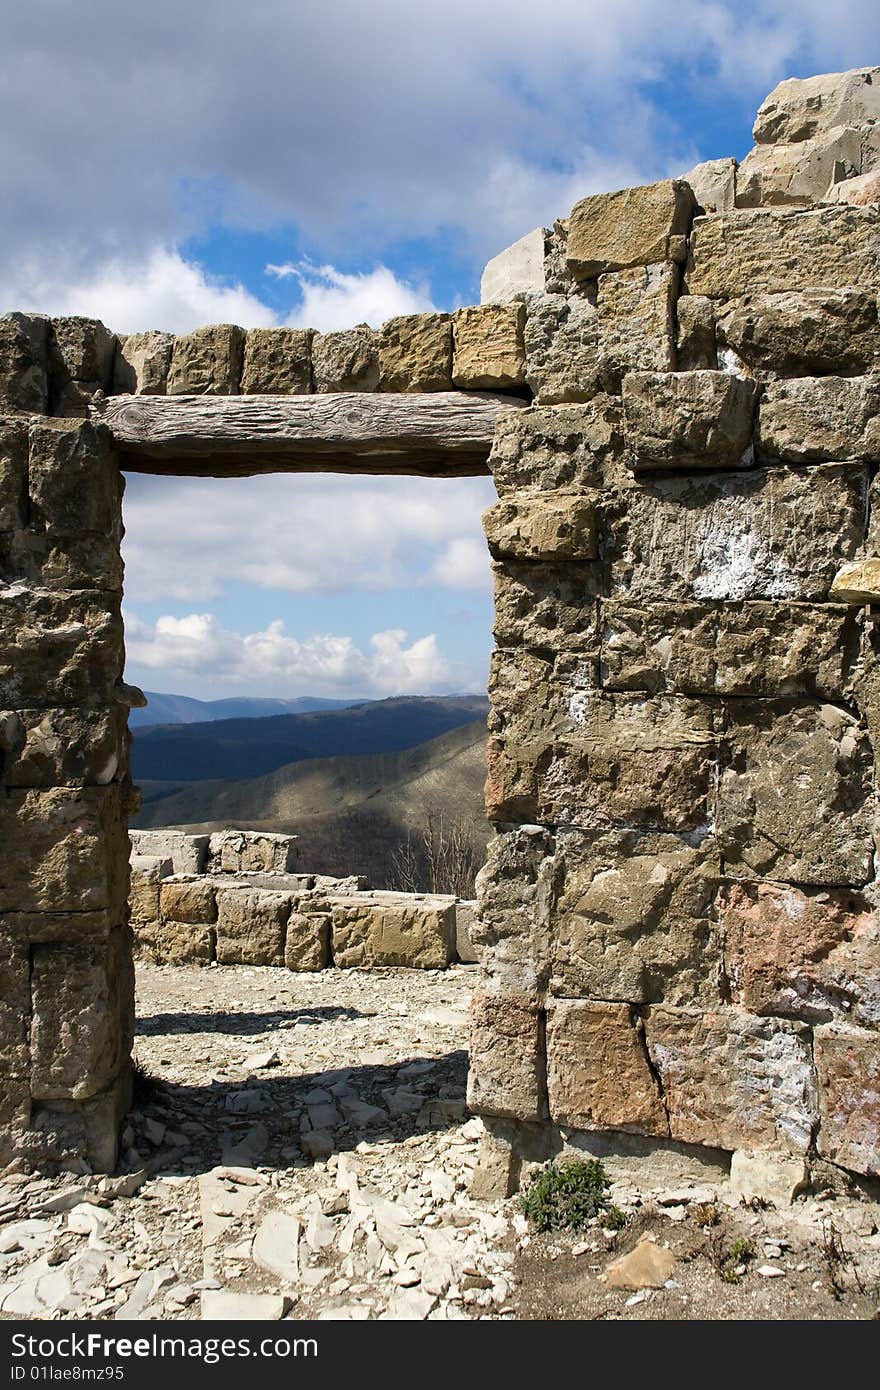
96;391;528;477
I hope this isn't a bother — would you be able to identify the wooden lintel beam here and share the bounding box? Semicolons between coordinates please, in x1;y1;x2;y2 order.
95;391;529;478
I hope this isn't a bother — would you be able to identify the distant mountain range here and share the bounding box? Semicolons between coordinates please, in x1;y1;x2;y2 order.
129;691;359;730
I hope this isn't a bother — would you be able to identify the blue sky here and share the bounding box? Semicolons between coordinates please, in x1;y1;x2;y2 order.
2;1;878;700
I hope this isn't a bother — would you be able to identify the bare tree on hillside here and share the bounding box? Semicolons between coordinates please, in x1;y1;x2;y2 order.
391;809;483;898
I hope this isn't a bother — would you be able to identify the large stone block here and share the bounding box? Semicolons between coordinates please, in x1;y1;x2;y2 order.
488;399;622;497
645;1007;817;1152
718;701;873;886
0;527;124;593
159;877;217;924
758;376;880;462
715;288;880;379
481;228;548;303
207;829;297;874
609;463;867;603
682;157;737;214
167;324;244;395
466;990;547;1122
128;854;169;931
549;828;722;1007
215;887;290;965
472;827;554;993
378;313;453;392
753;68;880;144
522;292;601;404
311;326;379;392
566;179;695;279
136;919;215;965
113;332;173;395
826;168;880;206
622;370;757;471
28;418;122;540
0;785;130;913
1;909;117;946
48;318;116;413
599;601;857;698
488;645;597;744
546;1000;667;1134
675;295;717;370
452;303;525;389
0;937;31;1121
284;911;330;970
241;328;313;394
0;706;128;787
595;262;678;385
0;588;124;707
814;1021;880;1176
0;417;28;531
129;829;208;875
720;881;880;1028
30;927;133;1101
492;563;600;655
331;896;454;968
736;127;861;208
0;312;48;413
483;494;597;561
686;205;880;298
29;1067;131;1174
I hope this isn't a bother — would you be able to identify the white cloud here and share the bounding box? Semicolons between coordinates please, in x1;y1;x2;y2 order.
428;538;495;590
268;261;435;331
124;611;453;697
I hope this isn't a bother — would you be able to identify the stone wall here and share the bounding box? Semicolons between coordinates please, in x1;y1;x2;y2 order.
468;66;880;1192
2;65;879;1182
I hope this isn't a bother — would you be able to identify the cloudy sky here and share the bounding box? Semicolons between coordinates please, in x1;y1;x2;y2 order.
3;3;878;700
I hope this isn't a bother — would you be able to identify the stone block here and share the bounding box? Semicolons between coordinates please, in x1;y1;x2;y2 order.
0;417;28;531
826;169;880;205
758;375;880;462
675;295;717;370
30;927;133;1101
159;877;217;925
814;1021;880;1176
481;228;548;303
48;318;116;413
596;262;679;386
830;559;880;603
454;900;480;963
136;919;215;965
0;588;124;707
311;326;379;392
472;827;554;993
753;68;880;144
645;1007;817;1152
112;332;174;395
466;990;547;1122
284;911;330;970
546;999;667;1135
622;370;757;471
492;562;601;653
30;1066;131;1174
483;494;597;561
0;312;48;413
522;292;601;404
128;855;169;931
207;829;297;874
599;600;857;698
488;398;622;497
331;897;454;968
549;828;722;1007
378;313;453;392
0;937;31;1104
215;888;290;966
0;527;124;593
28;418;122;540
609;463;867;604
1;909;117;946
686;205;880;298
0;706;128;787
729;1149;809;1204
0;785;129;913
129;829;208;875
682;157;737;214
167;324;244;395
566;179;695;279
452;303;525;389
718;701;873;886
716;288;880;379
720;880;880;1028
736;127;861;208
241;328;313;394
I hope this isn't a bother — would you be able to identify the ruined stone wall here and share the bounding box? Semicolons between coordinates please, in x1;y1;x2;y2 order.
467;68;880;1192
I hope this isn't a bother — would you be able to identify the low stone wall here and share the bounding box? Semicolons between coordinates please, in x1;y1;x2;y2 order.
130;830;478;970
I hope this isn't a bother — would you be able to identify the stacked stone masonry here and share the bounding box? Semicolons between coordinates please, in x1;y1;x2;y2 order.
1;66;879;1184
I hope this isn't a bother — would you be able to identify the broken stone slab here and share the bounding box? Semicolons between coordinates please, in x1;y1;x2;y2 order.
830;559;880;602
566;179;695;279
480;227;548;303
113;332;173;395
729;1149;809;1205
201;1290;287;1320
736;126;861;208
814;1021;880;1176
240;327;312;395
546;999;668;1136
252;1210;301;1283
826;168;880;205
604;1236;678;1290
378;313;453;392
682;157;737;214
483;494;597;561
166;324;244;396
452;303;526;389
622;370;757;471
379;1287;436;1319
715;288;880;379
686;204;880;298
758;375;880;462
753;67;880;144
